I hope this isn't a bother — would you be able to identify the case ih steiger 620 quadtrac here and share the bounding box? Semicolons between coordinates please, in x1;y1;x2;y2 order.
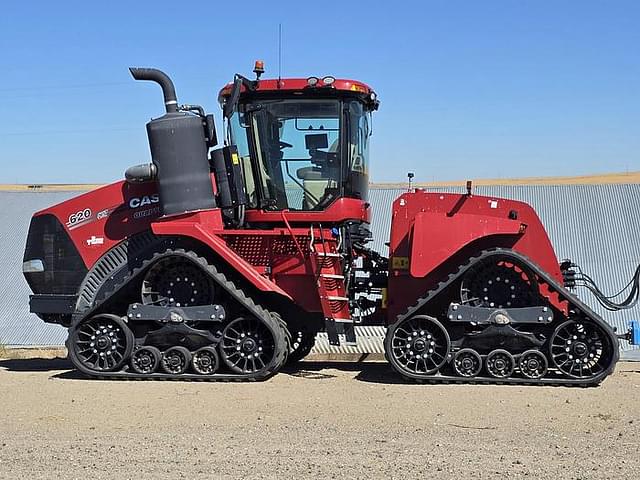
22;64;640;385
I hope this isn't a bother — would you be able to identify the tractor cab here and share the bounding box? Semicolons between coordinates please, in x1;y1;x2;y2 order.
218;65;379;217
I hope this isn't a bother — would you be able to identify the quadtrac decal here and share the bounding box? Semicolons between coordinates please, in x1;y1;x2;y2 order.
96;208;113;220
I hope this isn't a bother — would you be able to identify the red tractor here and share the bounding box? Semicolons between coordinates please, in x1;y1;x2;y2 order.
22;64;631;385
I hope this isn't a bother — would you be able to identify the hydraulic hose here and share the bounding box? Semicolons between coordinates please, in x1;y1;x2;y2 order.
571;262;640;311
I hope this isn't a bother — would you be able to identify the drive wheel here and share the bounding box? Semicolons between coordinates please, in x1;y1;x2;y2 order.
68;314;134;373
518;350;548;379
161;346;191;375
453;348;482;377
549;319;614;379
386;315;450;376
486;349;515;378
220;316;280;375
130;346;161;374
460;256;540;308
142;256;215;307
191;347;220;375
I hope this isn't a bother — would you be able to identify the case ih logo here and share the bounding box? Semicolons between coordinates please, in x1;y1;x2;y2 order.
129;194;160;209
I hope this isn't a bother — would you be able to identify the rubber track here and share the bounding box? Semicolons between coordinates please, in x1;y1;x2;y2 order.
385;248;620;387
67;249;288;382
76;231;166;312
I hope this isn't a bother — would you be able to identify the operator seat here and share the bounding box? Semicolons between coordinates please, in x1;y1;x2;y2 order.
297;139;339;209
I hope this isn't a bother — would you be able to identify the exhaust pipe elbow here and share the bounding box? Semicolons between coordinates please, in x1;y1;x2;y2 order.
129;67;178;113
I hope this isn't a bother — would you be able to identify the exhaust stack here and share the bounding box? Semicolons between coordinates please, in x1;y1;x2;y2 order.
130;67;215;217
129;67;179;113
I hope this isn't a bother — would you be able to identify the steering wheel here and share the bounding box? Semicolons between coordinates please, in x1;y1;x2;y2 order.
279;141;293;149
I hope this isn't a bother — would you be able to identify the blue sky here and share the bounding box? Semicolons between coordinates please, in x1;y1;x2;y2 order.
0;1;638;184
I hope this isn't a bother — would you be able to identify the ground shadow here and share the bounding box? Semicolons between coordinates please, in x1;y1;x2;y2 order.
1;357;408;383
287;361;412;384
0;357;71;372
50;370;90;380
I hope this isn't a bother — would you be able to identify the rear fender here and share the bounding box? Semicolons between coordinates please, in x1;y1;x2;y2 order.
409;212;523;277
392;191;563;283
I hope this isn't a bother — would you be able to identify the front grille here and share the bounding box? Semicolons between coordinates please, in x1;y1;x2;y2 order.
23;214;87;295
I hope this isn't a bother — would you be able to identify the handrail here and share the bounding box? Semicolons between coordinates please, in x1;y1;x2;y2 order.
281;210;306;259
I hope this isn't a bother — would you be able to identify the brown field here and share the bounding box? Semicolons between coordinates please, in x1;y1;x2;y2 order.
375;170;640;188
1;170;639;192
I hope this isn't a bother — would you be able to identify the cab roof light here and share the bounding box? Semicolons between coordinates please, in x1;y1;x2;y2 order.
350;83;367;93
253;60;265;80
307;76;319;87
322;76;336;86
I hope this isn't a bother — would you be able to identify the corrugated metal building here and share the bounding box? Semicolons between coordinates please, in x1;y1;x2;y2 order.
1;184;639;354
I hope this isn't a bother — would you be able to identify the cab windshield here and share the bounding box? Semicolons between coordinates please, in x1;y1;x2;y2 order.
229;98;370;211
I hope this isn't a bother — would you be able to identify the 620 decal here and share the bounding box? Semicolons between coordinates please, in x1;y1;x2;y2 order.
66;208;92;228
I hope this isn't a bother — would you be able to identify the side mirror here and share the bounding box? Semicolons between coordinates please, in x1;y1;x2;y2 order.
205;114;217;147
223;76;243;119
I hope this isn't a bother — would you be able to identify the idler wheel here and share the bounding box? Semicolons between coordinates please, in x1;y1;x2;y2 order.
161;346;191;374
486;349;515;378
130;346;161;374
453;348;482;378
191;347;220;375
68;314;134;372
518;350;548;379
386;315;450;376
549;319;614;379
220;316;278;374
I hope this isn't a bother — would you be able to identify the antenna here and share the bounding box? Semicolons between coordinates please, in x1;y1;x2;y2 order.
278;23;282;86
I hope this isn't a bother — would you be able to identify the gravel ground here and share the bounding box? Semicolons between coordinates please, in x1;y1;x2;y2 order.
0;359;638;480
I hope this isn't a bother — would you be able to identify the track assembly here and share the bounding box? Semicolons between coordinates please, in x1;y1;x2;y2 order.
385;250;619;386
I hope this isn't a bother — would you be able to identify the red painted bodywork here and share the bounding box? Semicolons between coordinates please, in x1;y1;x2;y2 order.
218;77;375;99
386;190;564;322
34;180;164;267
33;178;344;313
33;179;565;324
244;198;370;225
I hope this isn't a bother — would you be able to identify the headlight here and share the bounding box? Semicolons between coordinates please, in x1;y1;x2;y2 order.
23;259;45;273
